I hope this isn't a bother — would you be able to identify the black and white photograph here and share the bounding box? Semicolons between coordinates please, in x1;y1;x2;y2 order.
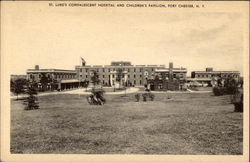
1;1;249;162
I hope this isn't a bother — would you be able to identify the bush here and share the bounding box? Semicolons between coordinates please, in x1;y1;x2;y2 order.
212;86;225;96
213;77;240;96
234;102;243;112
87;88;106;105
149;93;155;101
142;93;147;102
232;92;243;112
224;77;239;94
230;91;242;103
91;88;105;96
24;95;39;110
135;94;140;102
23;86;39;110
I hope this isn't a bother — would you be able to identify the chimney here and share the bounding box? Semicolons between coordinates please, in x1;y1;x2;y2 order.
206;68;213;72
169;62;173;80
35;65;39;70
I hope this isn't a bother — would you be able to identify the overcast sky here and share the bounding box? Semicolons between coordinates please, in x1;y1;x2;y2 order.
3;3;244;76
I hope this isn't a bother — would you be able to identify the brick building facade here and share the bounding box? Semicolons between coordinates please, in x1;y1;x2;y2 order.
75;61;167;87
27;65;79;90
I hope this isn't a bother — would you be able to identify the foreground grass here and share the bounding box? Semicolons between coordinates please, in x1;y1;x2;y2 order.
11;92;243;154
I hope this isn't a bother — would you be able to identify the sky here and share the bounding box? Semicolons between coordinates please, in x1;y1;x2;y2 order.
2;2;244;76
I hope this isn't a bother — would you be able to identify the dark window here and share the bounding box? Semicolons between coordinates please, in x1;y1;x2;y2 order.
134;69;136;72
140;75;142;78
140;80;142;85
134;80;136;84
103;75;105;78
103;69;105;72
128;75;130;78
134;75;136;78
80;69;82;72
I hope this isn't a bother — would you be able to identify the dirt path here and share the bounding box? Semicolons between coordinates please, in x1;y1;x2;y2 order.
10;87;140;99
10;87;212;99
62;87;140;95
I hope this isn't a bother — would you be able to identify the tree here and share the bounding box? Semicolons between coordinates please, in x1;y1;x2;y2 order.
23;85;39;110
91;71;100;87
212;76;239;96
11;78;27;100
224;76;239;94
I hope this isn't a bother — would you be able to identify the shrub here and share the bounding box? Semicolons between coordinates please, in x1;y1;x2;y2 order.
91;88;105;96
224;77;239;94
23;86;39;110
212;86;225;96
135;94;140;102
142;93;147;102
230;91;242;103
149;93;155;101
88;88;106;105
234;102;243;112
232;92;243;112
24;95;39;110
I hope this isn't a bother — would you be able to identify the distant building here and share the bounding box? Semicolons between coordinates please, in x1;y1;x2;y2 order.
189;68;240;86
27;65;79;90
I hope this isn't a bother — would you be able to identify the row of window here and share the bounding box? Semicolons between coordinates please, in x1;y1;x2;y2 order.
55;74;75;79
156;73;184;78
196;74;238;78
79;74;144;78
94;80;142;85
101;80;143;85
79;68;155;73
29;73;75;80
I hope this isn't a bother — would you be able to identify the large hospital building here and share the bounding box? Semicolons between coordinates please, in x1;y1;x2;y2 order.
75;61;187;87
25;59;240;91
26;60;187;90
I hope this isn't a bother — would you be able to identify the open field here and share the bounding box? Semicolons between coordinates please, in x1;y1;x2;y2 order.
11;92;243;154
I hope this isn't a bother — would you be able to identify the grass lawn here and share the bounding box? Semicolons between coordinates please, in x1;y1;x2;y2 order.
11;92;243;154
